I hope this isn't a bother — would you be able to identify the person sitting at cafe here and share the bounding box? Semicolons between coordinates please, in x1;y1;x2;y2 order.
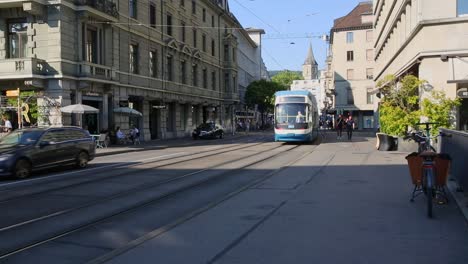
2;115;12;133
116;126;125;144
130;125;139;144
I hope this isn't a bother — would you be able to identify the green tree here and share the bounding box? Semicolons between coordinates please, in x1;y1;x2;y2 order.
245;79;285;126
7;91;39;126
378;74;460;136
271;70;303;89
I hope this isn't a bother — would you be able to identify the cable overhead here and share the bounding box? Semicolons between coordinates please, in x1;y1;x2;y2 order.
231;0;281;33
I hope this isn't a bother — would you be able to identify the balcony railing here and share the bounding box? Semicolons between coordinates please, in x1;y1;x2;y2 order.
75;0;119;18
0;58;47;78
79;62;113;80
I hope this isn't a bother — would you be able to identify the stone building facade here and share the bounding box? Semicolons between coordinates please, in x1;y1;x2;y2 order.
329;1;376;129
0;0;242;139
373;0;468;130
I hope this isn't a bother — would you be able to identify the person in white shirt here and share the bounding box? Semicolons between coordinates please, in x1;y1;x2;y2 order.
116;126;125;144
130;126;139;144
295;111;304;123
2;116;12;132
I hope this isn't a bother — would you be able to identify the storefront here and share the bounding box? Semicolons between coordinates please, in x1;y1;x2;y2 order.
82;92;103;134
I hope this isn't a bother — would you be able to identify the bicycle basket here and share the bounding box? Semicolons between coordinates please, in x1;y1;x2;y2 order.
406;152;423;185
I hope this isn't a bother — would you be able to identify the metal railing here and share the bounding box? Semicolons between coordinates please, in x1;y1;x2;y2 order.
74;0;119;17
439;128;468;192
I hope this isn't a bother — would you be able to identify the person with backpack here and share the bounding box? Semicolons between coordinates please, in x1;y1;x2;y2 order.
336;114;344;139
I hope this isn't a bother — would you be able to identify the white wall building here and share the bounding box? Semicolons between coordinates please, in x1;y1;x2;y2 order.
373;0;468;130
329;1;376;129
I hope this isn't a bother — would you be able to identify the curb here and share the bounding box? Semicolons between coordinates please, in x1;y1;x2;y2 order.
447;179;468;223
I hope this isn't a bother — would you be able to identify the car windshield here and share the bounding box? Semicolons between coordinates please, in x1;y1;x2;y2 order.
0;130;43;146
198;123;215;130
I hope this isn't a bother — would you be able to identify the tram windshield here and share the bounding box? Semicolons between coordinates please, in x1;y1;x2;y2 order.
275;104;309;125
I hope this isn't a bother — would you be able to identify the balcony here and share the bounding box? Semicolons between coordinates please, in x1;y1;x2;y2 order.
0;58;47;79
78;62;113;80
75;0;119;19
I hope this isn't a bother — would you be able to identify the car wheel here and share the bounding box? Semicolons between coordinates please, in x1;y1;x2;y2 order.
219;132;224;139
14;159;31;179
76;152;89;169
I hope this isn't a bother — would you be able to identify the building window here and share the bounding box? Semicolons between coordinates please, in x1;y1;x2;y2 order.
181;21;186;42
149;4;156;28
346;69;354;80
211;71;216;90
129;44;139;74
192;64;198;86
232;76;237;92
166;14;173;36
211;39;215;56
192;0;196;14
346;32;354;43
232;47;236;62
346;51;354;61
149;51;158;78
224;72;230;91
367;91;374;104
202;68;207;88
85;27;98;63
193;29;197;47
203;8;206;22
347;88;354;105
7;20;28;58
129;0;137;19
224;44;229;61
366;30;373;42
366;49;373;61
458;0;468;16
212;15;215;28
202;34;207;52
167;55;173;81
181;60;187;84
366;68;374;80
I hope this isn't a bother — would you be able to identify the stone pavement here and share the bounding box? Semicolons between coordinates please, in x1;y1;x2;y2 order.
95;134;468;264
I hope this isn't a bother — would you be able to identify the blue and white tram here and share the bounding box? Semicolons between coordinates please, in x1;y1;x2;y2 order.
274;90;319;142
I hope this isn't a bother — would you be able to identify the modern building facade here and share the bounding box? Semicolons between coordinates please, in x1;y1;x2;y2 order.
291;44;323;114
0;0;244;139
329;1;376;129
373;0;468;130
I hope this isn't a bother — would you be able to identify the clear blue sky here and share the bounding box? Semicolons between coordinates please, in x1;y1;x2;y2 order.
229;0;367;72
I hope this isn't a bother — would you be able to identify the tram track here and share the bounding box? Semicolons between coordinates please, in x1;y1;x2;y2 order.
0;142;299;259
0;135;271;203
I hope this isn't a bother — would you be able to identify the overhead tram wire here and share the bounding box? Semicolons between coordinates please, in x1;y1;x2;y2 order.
231;0;281;34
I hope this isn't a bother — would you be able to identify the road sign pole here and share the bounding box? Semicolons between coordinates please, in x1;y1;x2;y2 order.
17;88;21;130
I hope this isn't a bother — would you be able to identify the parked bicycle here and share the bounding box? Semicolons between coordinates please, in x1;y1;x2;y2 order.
405;122;451;218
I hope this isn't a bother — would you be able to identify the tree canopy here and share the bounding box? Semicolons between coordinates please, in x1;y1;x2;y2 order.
271;70;303;89
245;79;285;114
378;75;460;136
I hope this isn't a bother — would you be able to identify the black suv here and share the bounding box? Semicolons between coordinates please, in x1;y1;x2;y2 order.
0;127;96;179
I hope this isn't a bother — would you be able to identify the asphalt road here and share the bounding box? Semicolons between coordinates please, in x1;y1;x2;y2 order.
0;132;467;264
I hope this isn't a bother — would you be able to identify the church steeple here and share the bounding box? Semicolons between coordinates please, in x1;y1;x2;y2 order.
302;43;318;80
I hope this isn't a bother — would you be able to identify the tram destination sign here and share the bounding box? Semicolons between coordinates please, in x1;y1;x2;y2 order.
279;97;305;103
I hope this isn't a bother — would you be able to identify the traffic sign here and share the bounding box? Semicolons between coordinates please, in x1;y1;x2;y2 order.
6;89;19;97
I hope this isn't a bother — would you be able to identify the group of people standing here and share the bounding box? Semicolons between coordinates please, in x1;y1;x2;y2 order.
335;114;355;141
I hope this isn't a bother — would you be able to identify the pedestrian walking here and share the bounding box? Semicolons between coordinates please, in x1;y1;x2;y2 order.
336;114;344;139
346;115;355;140
245;120;250;135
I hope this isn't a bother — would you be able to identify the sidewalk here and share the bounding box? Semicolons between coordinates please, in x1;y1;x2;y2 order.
100;135;468;264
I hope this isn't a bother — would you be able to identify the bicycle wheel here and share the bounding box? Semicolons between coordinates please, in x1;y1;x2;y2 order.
424;169;434;218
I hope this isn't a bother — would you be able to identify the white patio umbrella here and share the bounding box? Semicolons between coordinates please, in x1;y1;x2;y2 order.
61;104;100;114
113;107;142;117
